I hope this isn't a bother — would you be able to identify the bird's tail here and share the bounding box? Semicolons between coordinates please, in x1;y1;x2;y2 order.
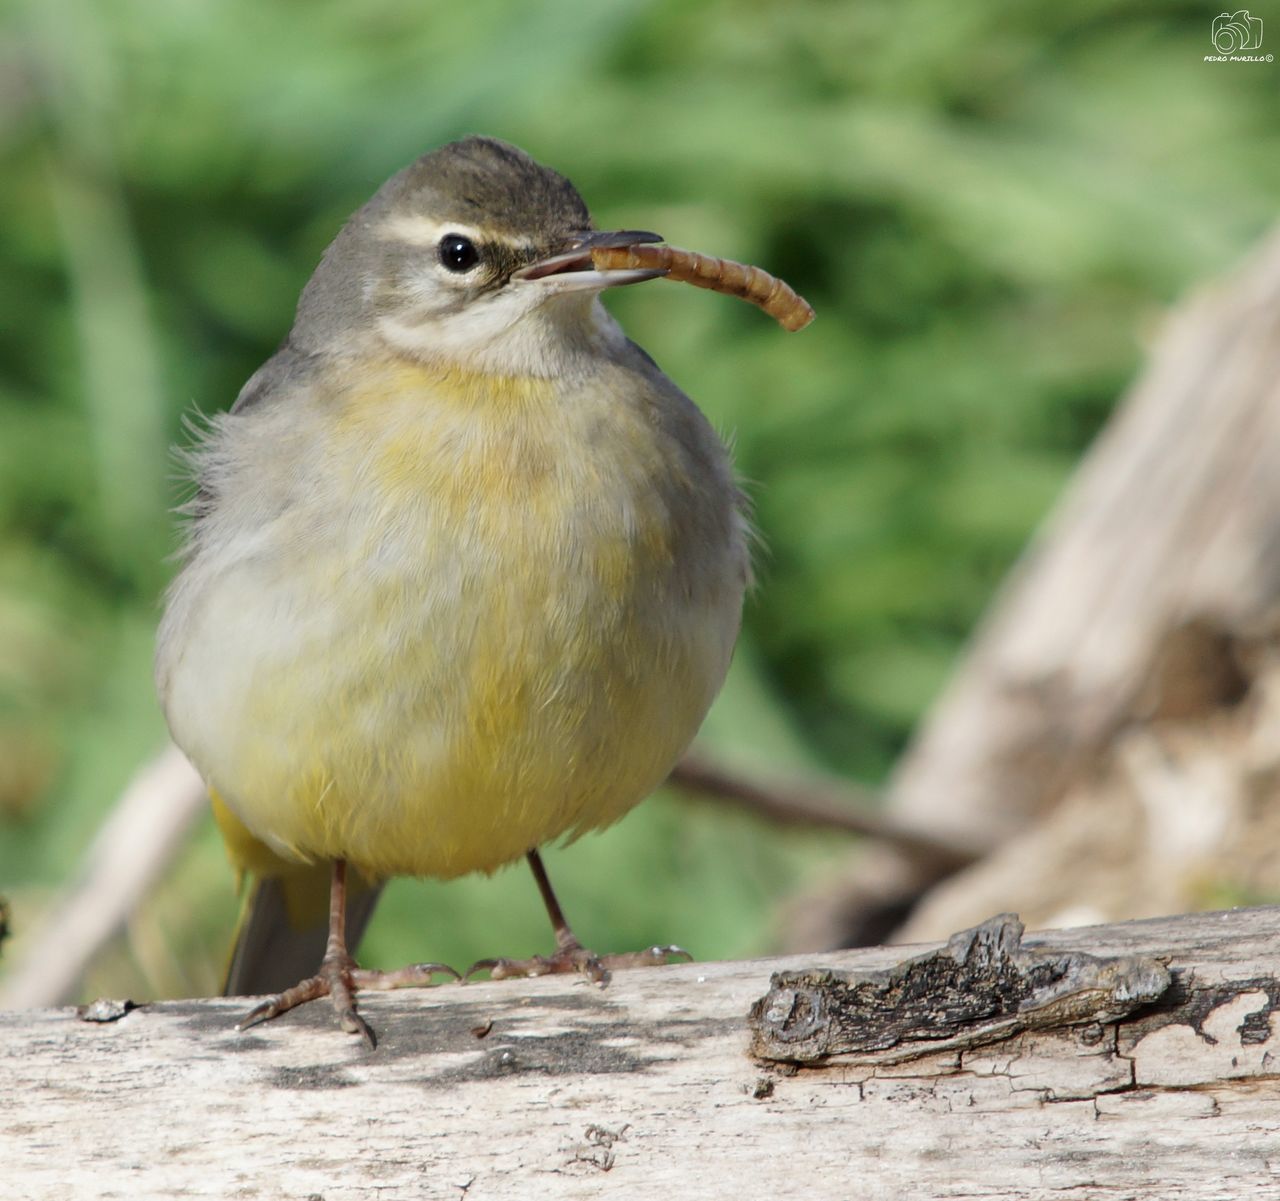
212;791;382;997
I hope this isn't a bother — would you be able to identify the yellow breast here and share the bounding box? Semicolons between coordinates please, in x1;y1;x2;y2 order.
159;355;745;880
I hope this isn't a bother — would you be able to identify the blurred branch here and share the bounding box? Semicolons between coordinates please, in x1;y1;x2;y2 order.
669;752;980;871
0;744;206;1008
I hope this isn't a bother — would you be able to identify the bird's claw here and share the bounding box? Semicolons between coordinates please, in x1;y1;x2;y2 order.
235;956;458;1049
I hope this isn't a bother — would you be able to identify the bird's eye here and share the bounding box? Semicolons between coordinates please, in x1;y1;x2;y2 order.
438;233;480;273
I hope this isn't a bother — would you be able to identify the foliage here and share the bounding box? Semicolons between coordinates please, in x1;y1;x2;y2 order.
0;0;1276;996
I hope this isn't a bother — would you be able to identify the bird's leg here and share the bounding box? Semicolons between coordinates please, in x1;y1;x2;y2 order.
237;859;457;1048
237;859;372;1043
467;849;692;983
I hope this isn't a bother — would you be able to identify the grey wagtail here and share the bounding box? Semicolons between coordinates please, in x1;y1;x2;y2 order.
155;136;755;1046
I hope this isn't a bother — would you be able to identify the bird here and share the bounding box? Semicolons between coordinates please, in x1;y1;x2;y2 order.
155;135;751;1047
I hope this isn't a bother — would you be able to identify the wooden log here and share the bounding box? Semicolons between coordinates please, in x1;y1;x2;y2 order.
783;226;1280;951
889;226;1280;846
4;906;1280;1200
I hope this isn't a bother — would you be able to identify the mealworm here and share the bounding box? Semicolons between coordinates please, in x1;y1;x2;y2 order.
591;244;814;332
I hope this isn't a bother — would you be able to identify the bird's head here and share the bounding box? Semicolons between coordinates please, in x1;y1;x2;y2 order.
291;136;662;376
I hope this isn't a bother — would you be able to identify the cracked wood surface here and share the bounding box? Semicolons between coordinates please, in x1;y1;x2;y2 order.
4;907;1280;1200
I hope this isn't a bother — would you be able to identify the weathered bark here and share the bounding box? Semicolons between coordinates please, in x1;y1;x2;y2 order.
4;907;1280;1200
784;226;1280;951
750;914;1170;1064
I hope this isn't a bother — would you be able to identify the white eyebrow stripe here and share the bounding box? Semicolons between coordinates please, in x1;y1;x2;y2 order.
378;214;484;246
376;213;535;253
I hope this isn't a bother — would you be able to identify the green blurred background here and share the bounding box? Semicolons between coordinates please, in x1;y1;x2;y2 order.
1;0;1276;1001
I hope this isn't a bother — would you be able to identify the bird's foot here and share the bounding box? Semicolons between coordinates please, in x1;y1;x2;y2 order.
237;954;459;1049
466;937;691;985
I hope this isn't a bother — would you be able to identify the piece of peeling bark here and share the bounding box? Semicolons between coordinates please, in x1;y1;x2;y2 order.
749;913;1170;1065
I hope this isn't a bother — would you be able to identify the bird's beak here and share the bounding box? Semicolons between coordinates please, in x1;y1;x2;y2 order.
512;229;666;293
